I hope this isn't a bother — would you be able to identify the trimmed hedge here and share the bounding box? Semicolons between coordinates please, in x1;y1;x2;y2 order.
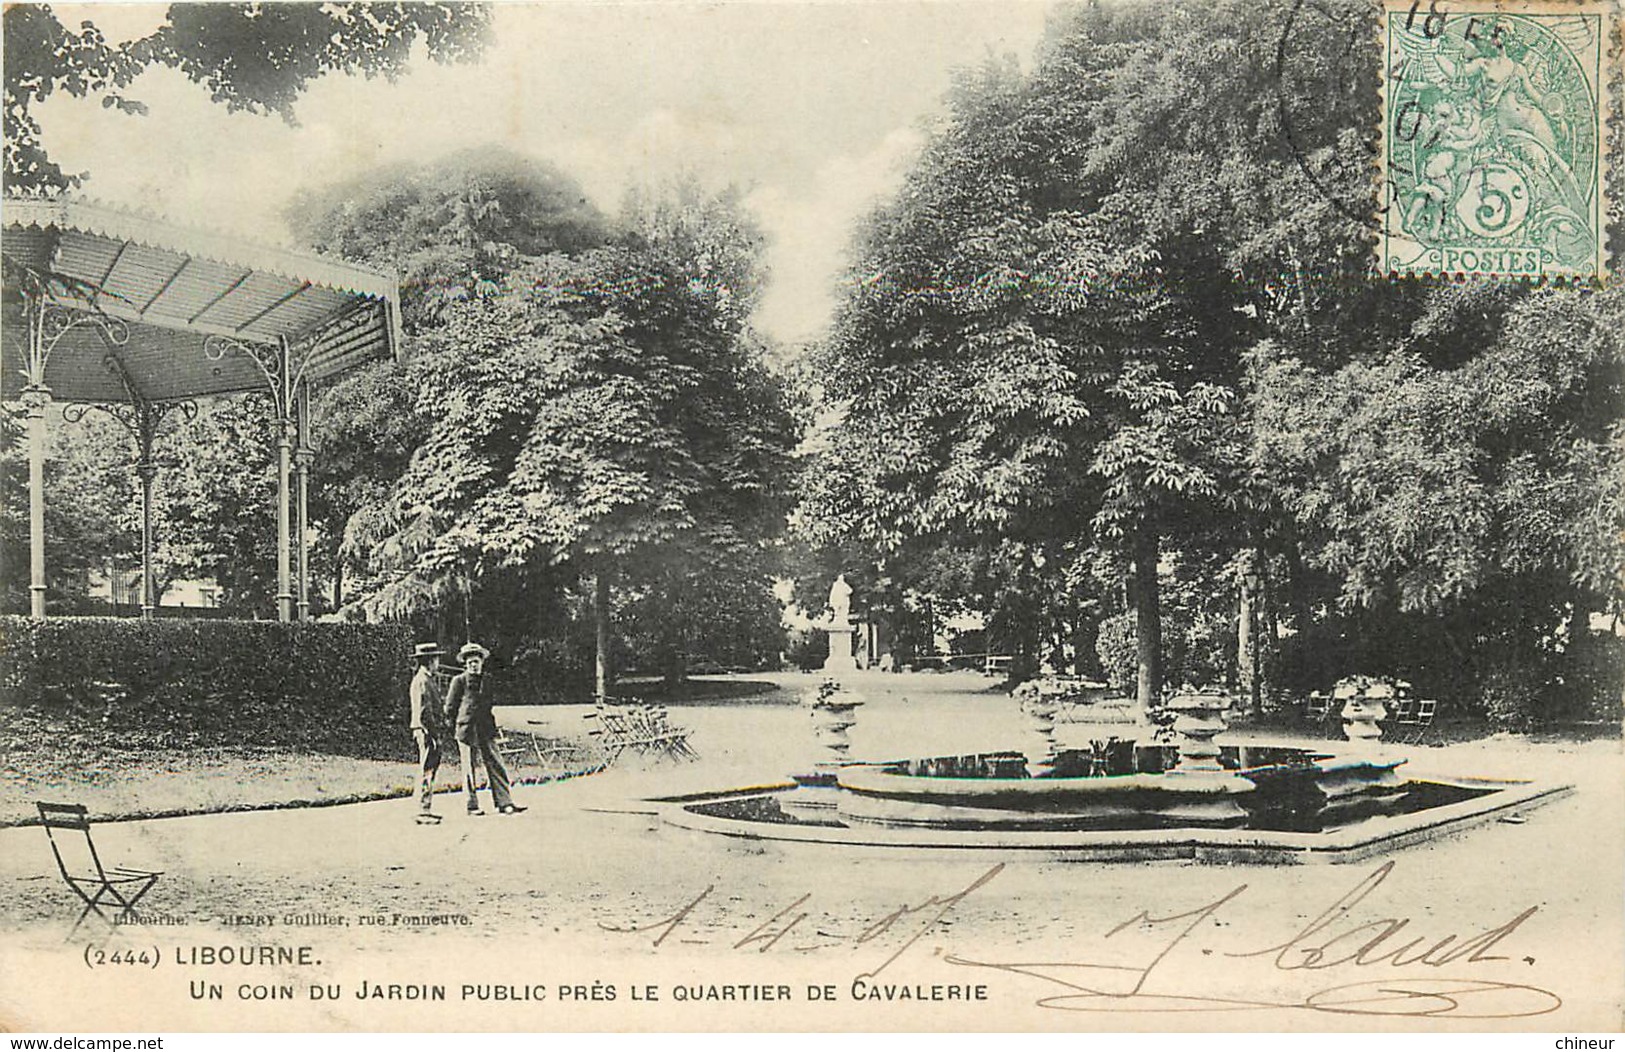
0;616;415;755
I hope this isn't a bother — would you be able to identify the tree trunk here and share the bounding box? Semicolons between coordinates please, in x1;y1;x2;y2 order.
1258;550;1279;709
594;569;611;703
332;557;343;611
1133;523;1162;714
663;648;686;693
1282;529;1312;635
1239;555;1262;717
1565;591;1600;720
1238;569;1254;692
1072;615;1102;679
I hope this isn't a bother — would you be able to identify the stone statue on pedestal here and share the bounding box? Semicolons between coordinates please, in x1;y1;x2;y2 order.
828;573;852;623
823;573;857;672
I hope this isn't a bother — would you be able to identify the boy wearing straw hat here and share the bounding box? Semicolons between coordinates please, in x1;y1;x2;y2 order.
444;642;524;816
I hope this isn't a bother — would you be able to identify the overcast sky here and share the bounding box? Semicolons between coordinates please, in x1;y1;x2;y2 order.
39;1;1056;344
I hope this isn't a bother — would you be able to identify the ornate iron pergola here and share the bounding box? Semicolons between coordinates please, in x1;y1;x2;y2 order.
2;197;403;621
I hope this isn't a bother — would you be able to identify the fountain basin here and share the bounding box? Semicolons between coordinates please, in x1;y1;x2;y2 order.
826;745;1404;830
653;742;1571;863
836;756;1257;828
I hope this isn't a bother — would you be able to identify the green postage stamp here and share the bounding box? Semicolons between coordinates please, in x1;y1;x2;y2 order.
1380;0;1617;280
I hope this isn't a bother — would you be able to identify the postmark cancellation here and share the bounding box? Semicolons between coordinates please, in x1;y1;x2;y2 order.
1379;0;1618;281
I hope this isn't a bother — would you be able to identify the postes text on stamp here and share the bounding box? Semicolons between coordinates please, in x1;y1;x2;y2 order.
1379;0;1615;281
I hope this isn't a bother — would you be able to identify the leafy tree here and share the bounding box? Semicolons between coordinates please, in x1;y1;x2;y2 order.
284;148;614;621
306;361;428;612
802;2;1305;710
1249;283;1625;716
615;536;788;677
149;395;279;612
286;146;607;331
5;2;490;191
330;172;798;695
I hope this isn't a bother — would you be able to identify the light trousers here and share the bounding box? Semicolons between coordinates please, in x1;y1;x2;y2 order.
457;738;514;812
413;729;441;814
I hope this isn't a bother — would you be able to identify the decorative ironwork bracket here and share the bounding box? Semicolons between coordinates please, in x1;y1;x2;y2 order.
30;300;130;382
202;332;316;427
62;399;198;464
61;354;197;464
12;298;132;395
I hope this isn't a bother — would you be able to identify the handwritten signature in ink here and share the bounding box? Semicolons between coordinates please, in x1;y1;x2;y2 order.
944;861;1560;1018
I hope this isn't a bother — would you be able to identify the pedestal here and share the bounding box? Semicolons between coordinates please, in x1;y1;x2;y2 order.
812;703;861;759
822;618;857;672
1329;675;1396;756
1164;692;1229;773
1025;696;1058;775
803;682;864;765
1161;691;1253;795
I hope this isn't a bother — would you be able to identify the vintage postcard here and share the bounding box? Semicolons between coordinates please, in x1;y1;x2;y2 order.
2;0;1623;1037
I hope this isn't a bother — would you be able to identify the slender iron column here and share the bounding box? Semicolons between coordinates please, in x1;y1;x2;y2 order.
137;460;158;618
294;384;312;622
17;296;127;617
201;332;317;623
22;386;50;618
276;419;294;622
66;378;195;621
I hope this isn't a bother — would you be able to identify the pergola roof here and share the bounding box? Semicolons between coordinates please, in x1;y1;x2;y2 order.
2;197;402;404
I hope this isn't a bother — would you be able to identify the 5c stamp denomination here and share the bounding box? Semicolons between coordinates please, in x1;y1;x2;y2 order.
1380;0;1616;280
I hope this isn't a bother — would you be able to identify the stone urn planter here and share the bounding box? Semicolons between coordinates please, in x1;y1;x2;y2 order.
1161;689;1235;775
1153;688;1252;820
803;679;864;759
1333;675;1404;750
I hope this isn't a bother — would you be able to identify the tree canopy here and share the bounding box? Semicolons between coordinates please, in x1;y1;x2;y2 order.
799;0;1624;720
286;146;607;331
4;2;490;191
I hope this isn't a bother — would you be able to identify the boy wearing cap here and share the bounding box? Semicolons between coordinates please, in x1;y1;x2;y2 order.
443;642;524;816
409;641;447;824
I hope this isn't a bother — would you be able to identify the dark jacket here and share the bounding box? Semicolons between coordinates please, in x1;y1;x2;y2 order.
444;671;496;745
409;665;445;734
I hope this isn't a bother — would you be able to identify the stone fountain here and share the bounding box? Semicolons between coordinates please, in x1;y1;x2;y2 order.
654;675;1569;862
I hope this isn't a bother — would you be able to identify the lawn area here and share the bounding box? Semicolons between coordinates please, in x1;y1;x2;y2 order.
0;722;599;827
0;744;408;826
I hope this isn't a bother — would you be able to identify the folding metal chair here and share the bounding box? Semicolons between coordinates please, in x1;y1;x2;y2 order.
640;705;697;761
1399;697;1438;745
585;700;697;766
1383;695;1416;741
585;704;635;765
521;720;598;774
37;803;161;938
494;727;531;771
1302;690;1340;736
